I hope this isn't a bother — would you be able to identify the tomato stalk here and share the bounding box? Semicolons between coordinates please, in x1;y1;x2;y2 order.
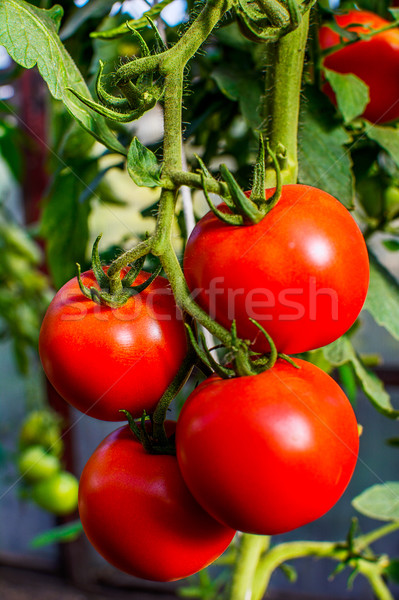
262;10;310;186
230;534;270;600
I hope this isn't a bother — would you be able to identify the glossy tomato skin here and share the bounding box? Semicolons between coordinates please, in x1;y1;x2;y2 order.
176;359;359;535
39;271;187;421
183;185;369;355
78;424;235;582
319;10;399;123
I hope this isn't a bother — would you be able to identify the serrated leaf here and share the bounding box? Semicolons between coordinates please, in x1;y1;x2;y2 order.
323;336;398;418
127;137;162;188
352;483;399;521
298;86;354;209
366;124;399;168
30;520;83;548
212;67;262;131
324;69;369;123
0;0;125;155
364;252;399;341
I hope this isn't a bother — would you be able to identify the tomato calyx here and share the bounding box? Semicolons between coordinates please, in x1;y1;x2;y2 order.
121;410;176;455
76;235;161;307
186;318;298;378
197;137;282;226
235;0;306;43
67;25;166;125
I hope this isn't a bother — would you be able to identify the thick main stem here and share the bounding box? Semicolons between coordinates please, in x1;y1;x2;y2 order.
230;535;270;600
262;11;310;186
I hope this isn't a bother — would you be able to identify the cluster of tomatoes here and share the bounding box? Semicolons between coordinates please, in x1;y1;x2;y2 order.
38;183;369;582
17;410;78;516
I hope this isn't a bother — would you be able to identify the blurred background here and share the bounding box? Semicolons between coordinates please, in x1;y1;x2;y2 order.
1;1;399;599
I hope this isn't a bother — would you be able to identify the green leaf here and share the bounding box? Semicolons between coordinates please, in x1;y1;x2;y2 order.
323;336;398;418
364;252;399;341
30;520;83;548
212;67;262;131
298;87;354;209
40;163;96;289
382;239;399;252
366;124;399;168
352;483;399;521
127;137;162;188
60;0;115;40
0;0;125;155
90;0;176;39
324;69;369;124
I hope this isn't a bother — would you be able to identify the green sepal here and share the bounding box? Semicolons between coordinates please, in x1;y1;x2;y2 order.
67;87;156;123
250;134;266;206
127;264;162;295
91;234;109;288
195;155;235;210
96;60;130;110
199;168;244;226
120;409;142;442
198;331;235;379
121;255;146;287
126;22;151;57
248;318;277;370
220;164;264;223
146;16;169;53
76;263;92;300
185;323;215;373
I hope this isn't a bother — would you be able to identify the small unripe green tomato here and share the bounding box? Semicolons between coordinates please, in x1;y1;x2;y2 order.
19;410;64;457
32;471;79;515
18;445;61;483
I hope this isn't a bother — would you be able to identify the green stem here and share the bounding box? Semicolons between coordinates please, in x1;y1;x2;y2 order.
355;521;399;552
165;170;229;196
356;559;394;600
252;540;343;600
262;10;310;186
152;346;197;442
159;240;233;346
106;238;152;292
230;535;270;600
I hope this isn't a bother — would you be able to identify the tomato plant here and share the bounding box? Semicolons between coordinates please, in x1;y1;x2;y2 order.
3;0;399;598
184;185;369;355
78;423;235;582
32;471;79;515
319;9;399;123
176;358;359;534
39;270;188;421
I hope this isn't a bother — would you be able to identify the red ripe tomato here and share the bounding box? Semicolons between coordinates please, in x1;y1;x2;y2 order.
78;423;235;582
176;359;359;535
319;10;399;123
39;270;187;421
183;185;369;355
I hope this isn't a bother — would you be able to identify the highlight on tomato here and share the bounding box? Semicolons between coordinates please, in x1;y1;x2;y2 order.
39;270;188;421
183;184;369;355
319;9;399;123
78;423;236;582
176;358;359;535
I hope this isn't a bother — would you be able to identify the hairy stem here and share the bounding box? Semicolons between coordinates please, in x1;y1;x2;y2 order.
262;11;310;185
